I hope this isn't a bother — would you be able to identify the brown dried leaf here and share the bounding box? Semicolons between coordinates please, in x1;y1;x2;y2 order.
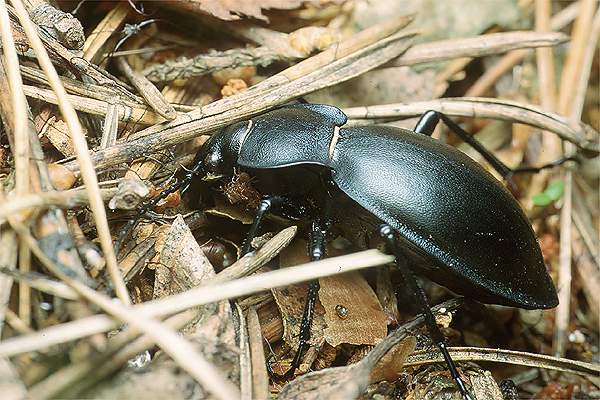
153;215;216;299
278;332;415;400
205;195;254;224
369;336;416;383
320;272;387;346
181;0;340;21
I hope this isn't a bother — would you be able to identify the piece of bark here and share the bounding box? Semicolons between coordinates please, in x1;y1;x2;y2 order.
85;216;240;399
27;0;84;50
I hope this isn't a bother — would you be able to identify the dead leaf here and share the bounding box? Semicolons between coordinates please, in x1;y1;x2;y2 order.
173;0;342;22
369;336;416;383
205;195;255;224
320;272;387;346
154;215;216;299
278;331;416;400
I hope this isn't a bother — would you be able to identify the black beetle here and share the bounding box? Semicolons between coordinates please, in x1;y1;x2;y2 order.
130;103;562;399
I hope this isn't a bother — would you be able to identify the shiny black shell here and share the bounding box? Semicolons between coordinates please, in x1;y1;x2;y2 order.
233;104;558;309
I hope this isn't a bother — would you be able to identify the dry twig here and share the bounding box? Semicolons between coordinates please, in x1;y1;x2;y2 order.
0;249;394;357
343;97;599;153
406;347;600;377
9;219;240;400
11;0;130;304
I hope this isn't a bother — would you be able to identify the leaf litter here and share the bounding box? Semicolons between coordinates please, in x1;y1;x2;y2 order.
0;1;598;399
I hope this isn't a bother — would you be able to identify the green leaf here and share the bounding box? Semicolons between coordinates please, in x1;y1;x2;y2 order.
532;193;553;207
545;181;565;201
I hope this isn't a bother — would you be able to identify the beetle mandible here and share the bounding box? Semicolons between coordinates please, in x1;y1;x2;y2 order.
140;103;561;399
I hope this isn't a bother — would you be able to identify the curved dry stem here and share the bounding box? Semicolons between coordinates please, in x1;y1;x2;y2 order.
343;97;599;154
406;347;600;377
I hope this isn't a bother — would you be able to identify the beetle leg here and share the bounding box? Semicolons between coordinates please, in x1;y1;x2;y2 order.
240;196;284;255
270;220;327;381
414;110;440;137
508;154;579;175
414;111;513;179
379;224;474;400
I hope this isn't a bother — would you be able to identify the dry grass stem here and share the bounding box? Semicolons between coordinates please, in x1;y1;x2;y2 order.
22;83;166;125
466;1;579;97
116;57;177;120
237;304;252;400
0;186;117;222
29;309;198;399
0;249;394;357
27;226;296;398
535;1;557;111
524;0;563;209
389;31;567;67
0;1;28;195
343;97;599;153
0;267;78;300
11;0;130;304
247;306;269;400
100;102;119;148
557;0;597;115
406;347;600;377
0;228;18;338
0;0;32;328
554;1;600;358
572;230;600;325
82;2;129;62
10;220;240;400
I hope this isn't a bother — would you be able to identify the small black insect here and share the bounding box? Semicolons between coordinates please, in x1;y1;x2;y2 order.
126;103;570;399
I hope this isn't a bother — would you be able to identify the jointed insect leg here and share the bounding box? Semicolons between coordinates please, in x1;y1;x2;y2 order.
270;220;327;380
240;196;285;255
379;224;474;400
414;111;512;178
414;111;579;181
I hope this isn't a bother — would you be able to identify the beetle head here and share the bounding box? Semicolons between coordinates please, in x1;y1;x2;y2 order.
197;120;250;181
